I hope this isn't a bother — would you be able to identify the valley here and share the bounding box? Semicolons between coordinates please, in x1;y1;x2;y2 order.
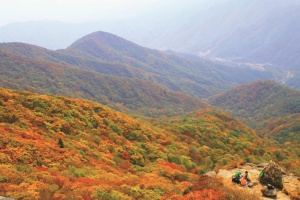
0;1;300;198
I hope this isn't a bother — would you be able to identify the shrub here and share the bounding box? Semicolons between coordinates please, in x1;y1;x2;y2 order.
96;190;122;200
185;176;260;200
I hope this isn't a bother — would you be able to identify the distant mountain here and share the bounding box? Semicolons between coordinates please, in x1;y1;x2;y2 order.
135;0;300;69
209;80;300;149
0;20;110;50
0;49;206;117
1;0;300;73
210;80;300;128
0;88;270;198
0;31;274;99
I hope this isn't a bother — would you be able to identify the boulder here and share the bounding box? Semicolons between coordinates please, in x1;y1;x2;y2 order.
261;186;277;198
259;161;283;189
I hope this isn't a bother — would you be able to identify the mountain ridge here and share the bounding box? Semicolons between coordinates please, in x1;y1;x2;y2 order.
0;48;206;117
1;1;300;72
0;31;275;99
209;80;300;160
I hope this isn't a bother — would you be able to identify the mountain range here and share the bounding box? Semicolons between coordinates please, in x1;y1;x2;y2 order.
0;17;300;198
1;1;300;91
0;31;278;117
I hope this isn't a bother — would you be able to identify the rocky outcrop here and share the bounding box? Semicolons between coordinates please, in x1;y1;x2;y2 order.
261;185;277;198
259;161;283;189
216;162;296;199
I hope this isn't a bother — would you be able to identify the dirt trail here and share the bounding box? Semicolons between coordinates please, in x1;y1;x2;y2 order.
214;163;300;199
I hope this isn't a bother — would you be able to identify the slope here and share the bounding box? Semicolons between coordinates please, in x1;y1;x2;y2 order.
0;88;267;199
209;80;300;165
64;31;275;97
151;108;266;169
0;31;274;98
0;49;206;117
210;80;300;129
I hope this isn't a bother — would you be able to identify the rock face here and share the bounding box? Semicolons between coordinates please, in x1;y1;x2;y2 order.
261;186;277;198
259;161;283;189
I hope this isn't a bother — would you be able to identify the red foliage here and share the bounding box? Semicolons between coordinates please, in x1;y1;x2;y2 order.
122;151;130;160
243;148;250;155
36;166;47;172
157;161;184;171
0;183;7;193
50;171;58;177
82;195;92;200
54;176;67;189
76;177;102;186
180;189;225;200
118;160;132;169
88;158;99;166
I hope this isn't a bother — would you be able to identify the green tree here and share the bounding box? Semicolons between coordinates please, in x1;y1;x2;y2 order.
58;138;65;148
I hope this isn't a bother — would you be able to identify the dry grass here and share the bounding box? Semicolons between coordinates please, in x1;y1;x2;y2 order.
187;175;261;200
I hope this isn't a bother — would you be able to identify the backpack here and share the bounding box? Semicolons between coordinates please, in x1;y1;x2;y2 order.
240;178;247;186
259;171;264;178
234;171;242;178
246;172;251;180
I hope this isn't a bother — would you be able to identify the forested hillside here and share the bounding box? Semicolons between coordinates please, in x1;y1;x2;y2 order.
0;49;206;117
1;1;300;199
0;88;271;199
0;31;274;99
210;80;300;129
209;80;300;174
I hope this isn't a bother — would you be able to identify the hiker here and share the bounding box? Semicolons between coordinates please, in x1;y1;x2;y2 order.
244;171;251;182
240;171;252;186
232;171;242;184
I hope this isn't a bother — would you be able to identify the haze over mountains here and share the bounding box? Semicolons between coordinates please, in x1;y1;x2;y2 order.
1;0;300;70
1;0;300;91
1;0;300;198
0;31;274;104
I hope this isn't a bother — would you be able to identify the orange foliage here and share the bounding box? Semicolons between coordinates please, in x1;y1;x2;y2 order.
179;189;225;200
0;87;296;199
157;161;185;172
243;148;250;155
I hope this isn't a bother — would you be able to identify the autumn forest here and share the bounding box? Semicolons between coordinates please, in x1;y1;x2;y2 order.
0;30;299;199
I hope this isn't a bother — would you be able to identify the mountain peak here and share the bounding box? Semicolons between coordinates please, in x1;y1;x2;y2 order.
68;31;126;48
67;31;148;60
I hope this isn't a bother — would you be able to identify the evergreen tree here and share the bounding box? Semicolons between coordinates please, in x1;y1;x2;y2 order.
58;138;65;148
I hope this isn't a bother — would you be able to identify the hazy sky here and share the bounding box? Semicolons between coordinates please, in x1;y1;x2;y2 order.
0;0;164;26
0;0;221;26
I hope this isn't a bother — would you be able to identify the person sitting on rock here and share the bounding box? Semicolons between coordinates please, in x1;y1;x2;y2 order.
244;171;251;182
240;171;252;186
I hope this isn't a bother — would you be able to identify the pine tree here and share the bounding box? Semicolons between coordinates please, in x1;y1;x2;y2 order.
58;138;65;148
